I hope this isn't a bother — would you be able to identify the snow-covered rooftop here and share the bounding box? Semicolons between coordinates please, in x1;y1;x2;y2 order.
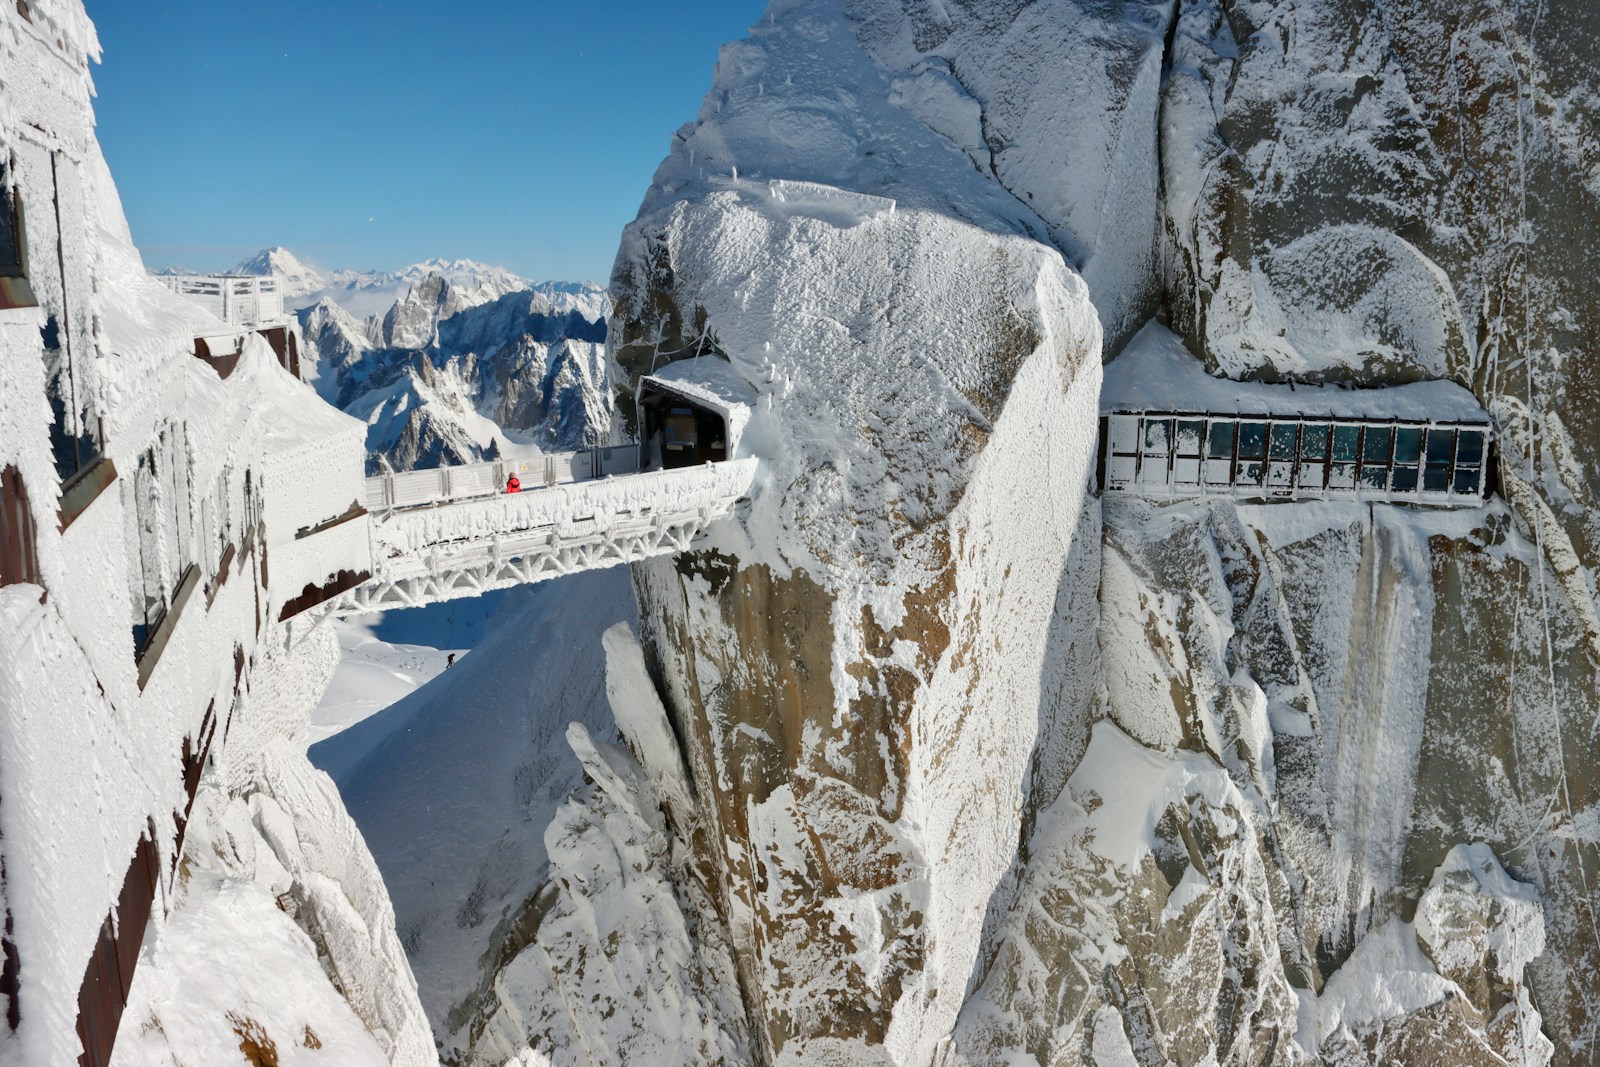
1104;322;1489;424
642;356;753;416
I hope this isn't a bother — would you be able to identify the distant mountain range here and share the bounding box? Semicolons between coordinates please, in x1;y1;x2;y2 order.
225;246;607;324
203;246;615;475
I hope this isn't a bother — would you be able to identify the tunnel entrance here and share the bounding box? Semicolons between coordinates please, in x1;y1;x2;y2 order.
637;375;733;470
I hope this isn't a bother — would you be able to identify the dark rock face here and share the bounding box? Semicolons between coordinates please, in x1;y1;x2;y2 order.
1158;4;1600;1058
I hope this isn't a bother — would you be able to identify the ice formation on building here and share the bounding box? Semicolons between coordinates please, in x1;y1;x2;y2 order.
0;3;434;1064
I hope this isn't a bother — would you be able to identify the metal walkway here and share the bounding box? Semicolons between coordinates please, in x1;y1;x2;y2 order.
315;450;757;620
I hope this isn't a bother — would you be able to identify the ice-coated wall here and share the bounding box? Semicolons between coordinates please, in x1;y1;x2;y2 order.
0;3;428;1064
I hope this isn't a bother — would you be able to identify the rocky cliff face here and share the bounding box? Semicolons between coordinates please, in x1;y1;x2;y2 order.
1148;1;1600;1060
339;1;1597;1064
578;0;1600;1064
603;5;1109;1064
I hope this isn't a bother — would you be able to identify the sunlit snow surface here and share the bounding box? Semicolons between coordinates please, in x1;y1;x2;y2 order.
310;571;640;1058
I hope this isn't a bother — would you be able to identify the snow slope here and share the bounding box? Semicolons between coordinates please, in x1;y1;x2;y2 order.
310;571;644;1062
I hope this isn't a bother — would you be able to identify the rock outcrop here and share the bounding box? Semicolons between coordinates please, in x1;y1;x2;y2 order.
338;1;1600;1064
597;0;1600;1064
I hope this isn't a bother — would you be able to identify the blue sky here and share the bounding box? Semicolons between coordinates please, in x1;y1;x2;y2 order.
90;1;767;283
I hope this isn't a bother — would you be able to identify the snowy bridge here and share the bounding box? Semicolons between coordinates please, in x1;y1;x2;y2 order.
286;364;762;622
326;452;757;616
282;448;756;624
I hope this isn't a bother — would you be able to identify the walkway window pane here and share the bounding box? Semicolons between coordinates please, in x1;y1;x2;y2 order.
1426;428;1455;465
1361;465;1389;490
1108;415;1139;455
1107;455;1136;489
1424;465;1450;493
1298;461;1325;489
1176;420;1204;456
1143;418;1172;454
1332;425;1360;462
1269;423;1298;460
1238;422;1267;459
1329;462;1356;489
1394;427;1423;464
1391;466;1419;492
1453;467;1481;495
1363;426;1393;464
1207;421;1235;459
1237;460;1264;486
1457;430;1484;465
1301;424;1329;460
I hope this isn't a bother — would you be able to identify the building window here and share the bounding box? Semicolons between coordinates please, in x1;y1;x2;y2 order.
42;314;103;487
128;449;166;654
125;426;199;655
0;163;37;310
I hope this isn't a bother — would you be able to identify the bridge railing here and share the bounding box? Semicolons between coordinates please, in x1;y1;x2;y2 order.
364;444;644;513
160;274;286;327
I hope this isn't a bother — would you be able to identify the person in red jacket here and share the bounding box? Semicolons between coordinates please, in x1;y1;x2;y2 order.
505;472;521;494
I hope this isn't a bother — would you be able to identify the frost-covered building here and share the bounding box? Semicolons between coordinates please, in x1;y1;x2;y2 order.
1098;325;1494;506
0;4;417;1065
0;10;763;1061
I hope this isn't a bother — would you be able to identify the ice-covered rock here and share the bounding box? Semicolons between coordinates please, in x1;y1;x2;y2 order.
469;721;749;1066
1415;844;1553;1066
602;5;1107;1064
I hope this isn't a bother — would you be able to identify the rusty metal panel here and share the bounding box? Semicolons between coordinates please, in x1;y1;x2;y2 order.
75;915;120;1067
0;466;40;588
112;834;156;1002
75;830;162;1067
56;455;116;533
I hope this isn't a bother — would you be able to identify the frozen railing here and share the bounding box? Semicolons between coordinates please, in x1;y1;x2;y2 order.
302;457;759;620
160;274;286;327
363;445;644;513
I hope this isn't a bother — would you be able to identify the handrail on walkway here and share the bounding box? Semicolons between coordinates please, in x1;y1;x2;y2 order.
364;443;644;514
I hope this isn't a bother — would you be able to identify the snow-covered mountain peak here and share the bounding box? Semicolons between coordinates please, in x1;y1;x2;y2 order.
231;245;327;296
395;257;529;288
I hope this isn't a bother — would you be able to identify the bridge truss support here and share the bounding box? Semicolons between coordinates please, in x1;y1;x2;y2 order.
289;458;758;636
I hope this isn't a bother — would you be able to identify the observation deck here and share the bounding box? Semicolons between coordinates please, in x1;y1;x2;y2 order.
1098;325;1494;508
158;274;286;327
158;274;301;380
